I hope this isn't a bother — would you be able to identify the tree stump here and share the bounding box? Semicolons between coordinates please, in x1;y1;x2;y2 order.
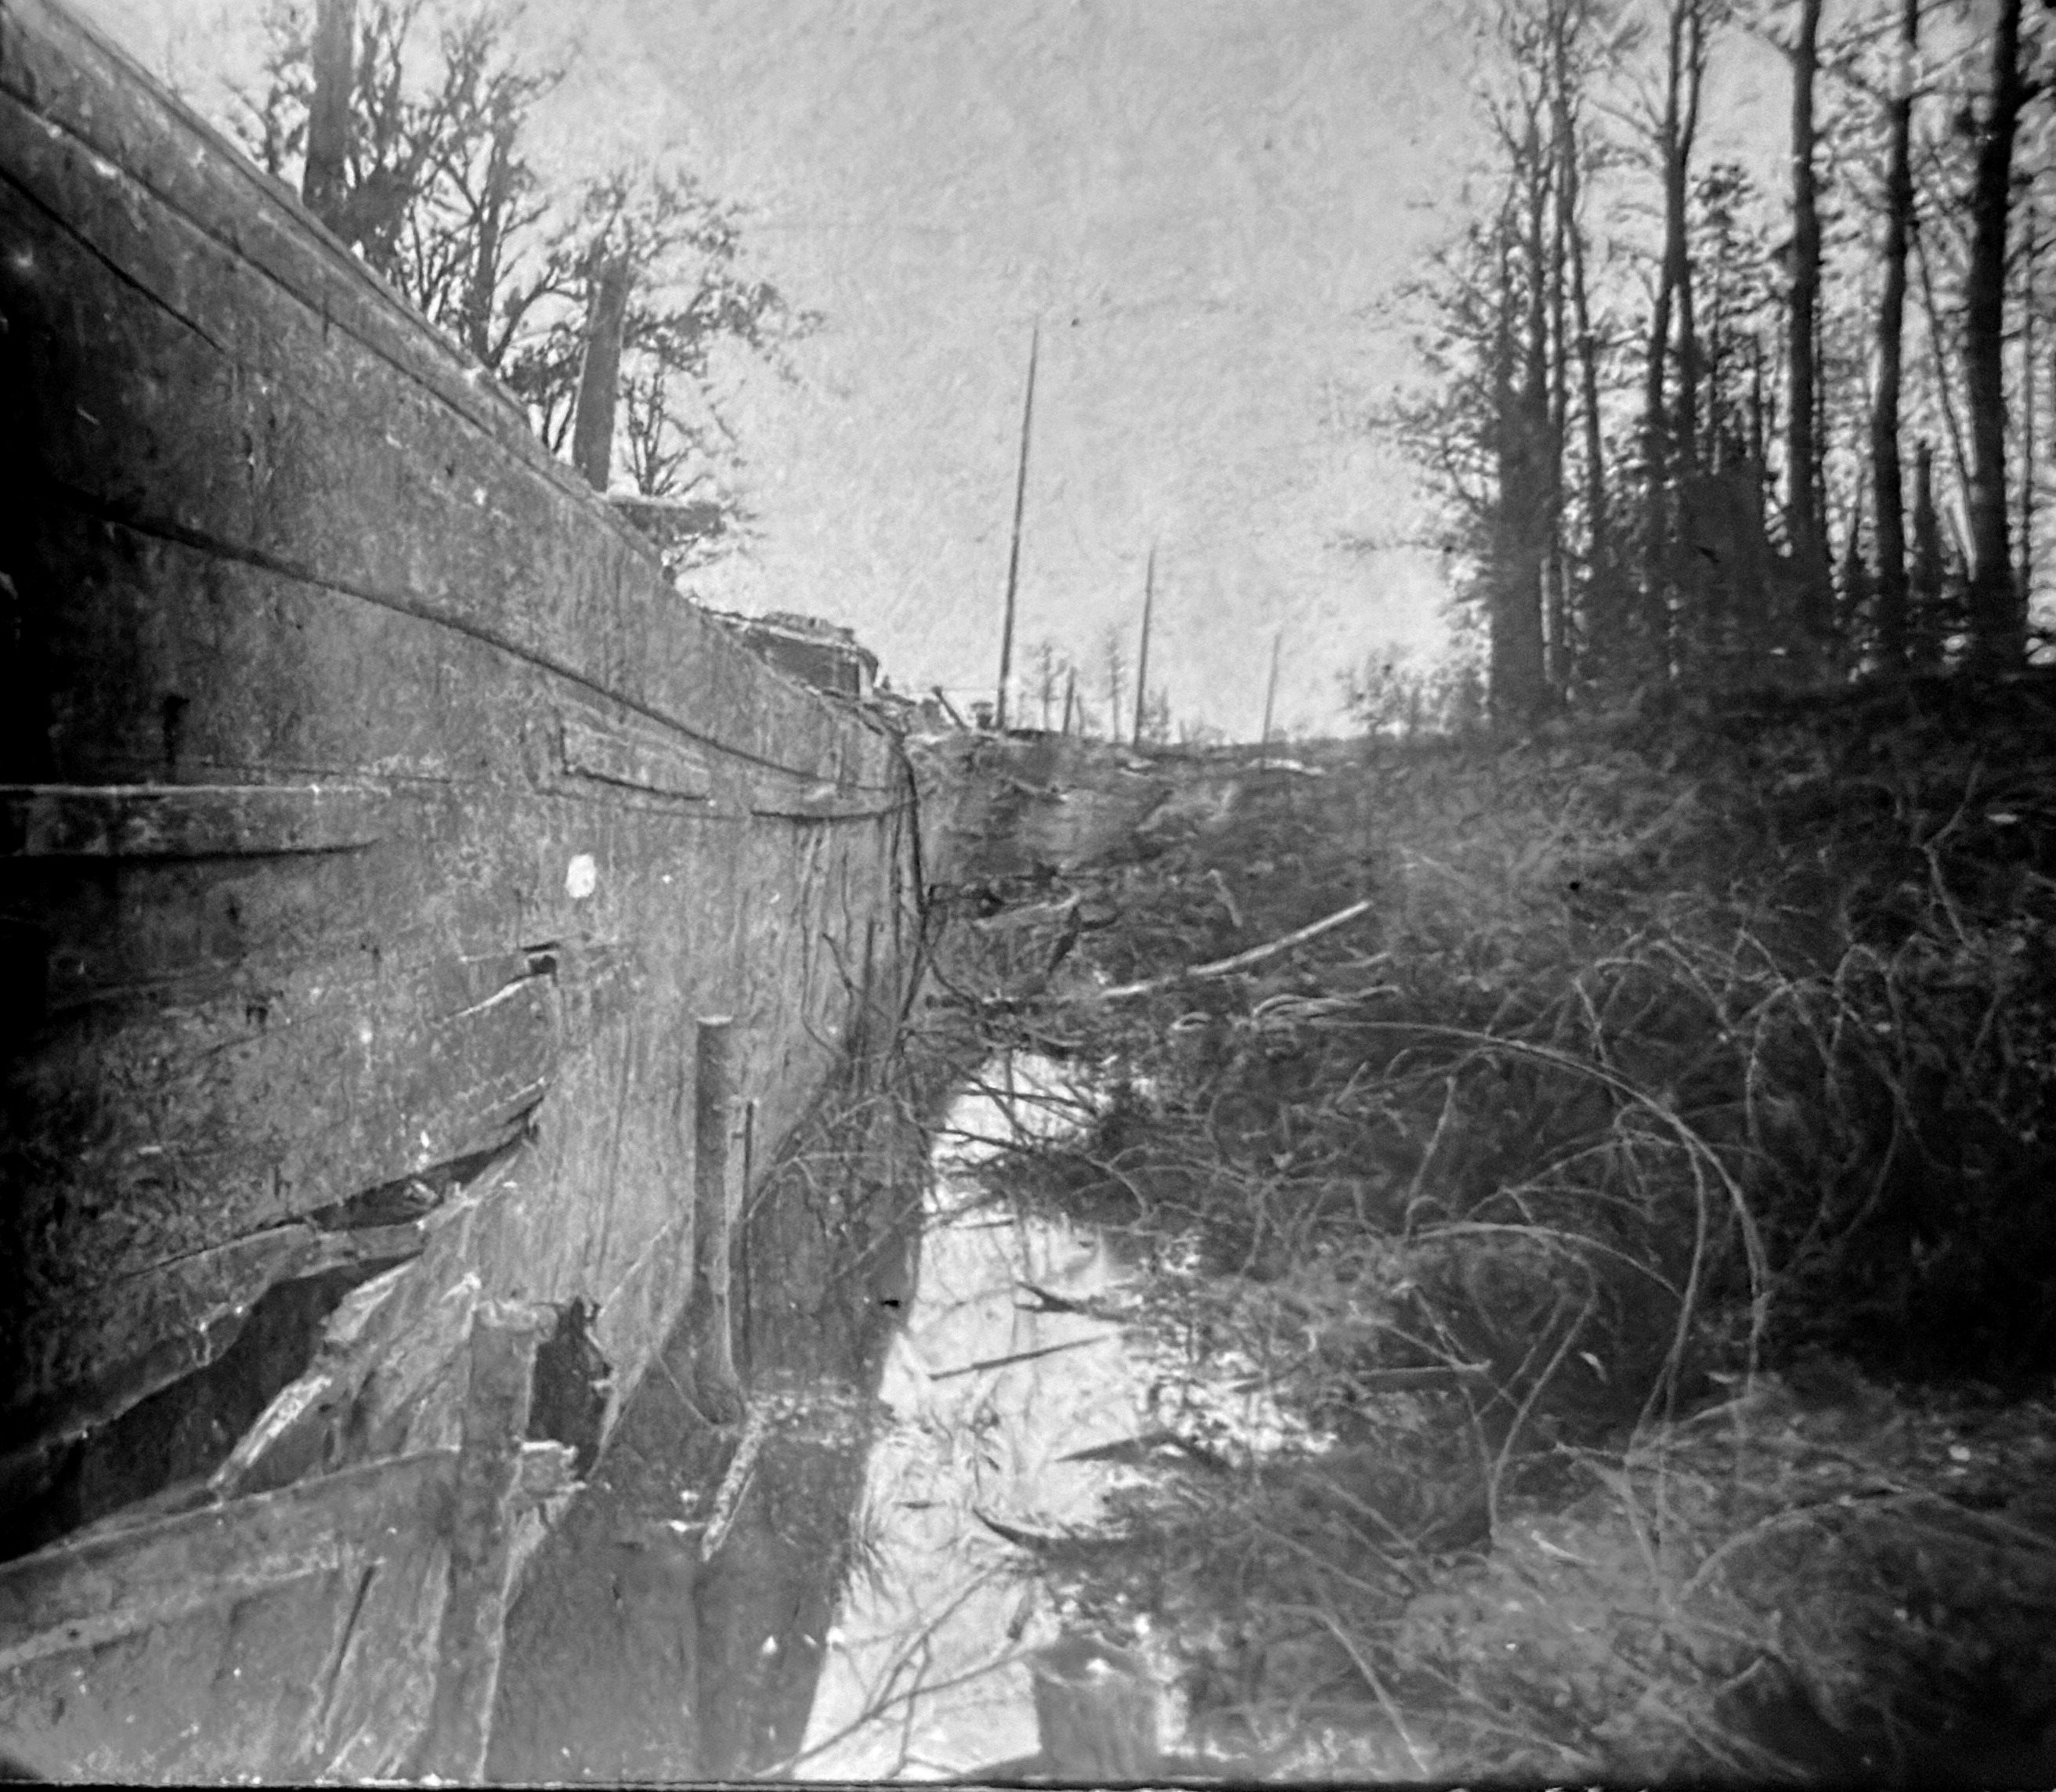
1028;1634;1159;1781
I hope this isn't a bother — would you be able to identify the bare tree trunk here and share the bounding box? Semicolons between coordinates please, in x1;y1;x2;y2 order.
1545;0;1615;699
1560;70;1609;618
2019;196;2037;630
1491;175;1550;728
303;0;356;233
1786;0;1832;662
1911;439;1946;670
460;108;522;366
1640;2;1686;666
1870;0;1917;673
570;251;632;492
1965;0;2025;669
1750;336;1768;471
1548;83;1573;700
1672;3;1704;476
1520;110;1559;715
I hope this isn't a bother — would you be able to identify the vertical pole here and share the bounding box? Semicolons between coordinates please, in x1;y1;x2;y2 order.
692;1016;744;1425
303;0;356;233
1061;667;1077;736
739;1097;757;1388
571;251;633;492
1132;545;1156;746
995;323;1040;731
1258;630;1282;756
414;1302;543;1783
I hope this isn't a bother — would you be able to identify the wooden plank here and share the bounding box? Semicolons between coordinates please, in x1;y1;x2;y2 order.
0;782;388;857
0;1216;430;1479
748;779;907;822
412;1303;542;1782
558;714;714;804
0;1452;436;1675
0;52;896;793
2;1043;563;1479
9;944;638;1345
0;1440;577;1681
208;1149;535;1502
5;952;560;1428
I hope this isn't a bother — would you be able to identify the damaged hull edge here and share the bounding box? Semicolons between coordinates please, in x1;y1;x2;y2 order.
0;0;918;1777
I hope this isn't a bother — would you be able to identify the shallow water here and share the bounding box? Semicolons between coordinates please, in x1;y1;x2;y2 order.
794;1057;1144;1780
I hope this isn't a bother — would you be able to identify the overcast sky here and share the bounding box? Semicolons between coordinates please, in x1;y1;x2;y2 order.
81;0;1783;737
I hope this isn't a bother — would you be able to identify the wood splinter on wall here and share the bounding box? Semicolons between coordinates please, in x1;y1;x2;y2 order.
690;1017;746;1426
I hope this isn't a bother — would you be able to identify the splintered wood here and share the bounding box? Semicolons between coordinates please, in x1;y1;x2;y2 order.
412;1303;544;1783
692;1017;746;1426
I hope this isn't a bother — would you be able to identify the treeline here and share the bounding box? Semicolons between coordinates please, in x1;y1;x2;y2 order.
1010;633;1180;743
219;0;811;562
1391;0;2051;722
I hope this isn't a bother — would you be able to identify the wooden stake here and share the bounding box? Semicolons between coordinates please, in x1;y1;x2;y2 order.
1132;545;1156;746
0;1444;574;1682
995;323;1039;731
1258;629;1282;753
692;1016;744;1424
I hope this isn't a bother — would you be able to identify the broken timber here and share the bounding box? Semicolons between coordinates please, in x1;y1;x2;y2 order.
0;0;919;1776
0;1439;577;1680
413;1304;544;1782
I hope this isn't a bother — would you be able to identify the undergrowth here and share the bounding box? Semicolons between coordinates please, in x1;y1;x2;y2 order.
932;672;2056;1785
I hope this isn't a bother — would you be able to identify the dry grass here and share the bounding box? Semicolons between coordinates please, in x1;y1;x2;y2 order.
928;674;2056;1783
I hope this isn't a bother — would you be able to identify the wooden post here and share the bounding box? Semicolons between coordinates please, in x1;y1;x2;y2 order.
1258;629;1282;755
995;323;1039;732
414;1302;544;1783
570;251;633;493
1061;667;1076;737
691;1016;745;1424
302;0;355;235
1028;1634;1159;1780
1132;544;1155;747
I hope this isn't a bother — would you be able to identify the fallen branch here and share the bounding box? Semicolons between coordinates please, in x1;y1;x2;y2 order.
930;1336;1111;1382
1095;896;1377;999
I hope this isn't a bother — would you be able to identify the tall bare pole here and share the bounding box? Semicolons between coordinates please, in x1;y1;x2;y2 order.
2023;194;2037;622
1061;667;1077;736
1131;545;1156;746
995;323;1040;730
570;250;632;492
1258;630;1281;753
303;0;355;234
